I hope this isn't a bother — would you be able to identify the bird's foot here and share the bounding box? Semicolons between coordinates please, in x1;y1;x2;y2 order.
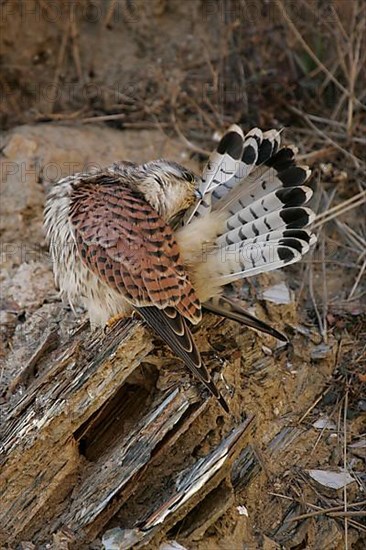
104;310;139;333
104;312;128;333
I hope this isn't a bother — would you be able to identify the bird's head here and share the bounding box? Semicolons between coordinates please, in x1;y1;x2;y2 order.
134;160;202;224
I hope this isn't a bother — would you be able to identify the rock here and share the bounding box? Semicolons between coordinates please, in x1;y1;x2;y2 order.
2;261;55;310
307;469;355;490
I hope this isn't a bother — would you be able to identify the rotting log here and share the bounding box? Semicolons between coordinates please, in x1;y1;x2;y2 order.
0;293;339;549
0;316;254;548
100;419;253;549
0;320;151;544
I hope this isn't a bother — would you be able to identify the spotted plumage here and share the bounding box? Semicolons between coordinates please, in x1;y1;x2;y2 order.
44;126;317;412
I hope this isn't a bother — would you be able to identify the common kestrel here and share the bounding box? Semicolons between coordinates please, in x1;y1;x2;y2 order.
44;125;316;411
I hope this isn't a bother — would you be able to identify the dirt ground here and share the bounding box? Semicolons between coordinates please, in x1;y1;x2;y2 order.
1;1;365;549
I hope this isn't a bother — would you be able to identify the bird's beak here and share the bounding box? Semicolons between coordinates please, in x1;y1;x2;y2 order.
195;189;203;200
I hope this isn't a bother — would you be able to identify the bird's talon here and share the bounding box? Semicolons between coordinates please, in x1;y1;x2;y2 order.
104;313;127;333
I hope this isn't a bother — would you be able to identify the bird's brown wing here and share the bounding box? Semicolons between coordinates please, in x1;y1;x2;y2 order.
69;177;201;322
69;177;227;409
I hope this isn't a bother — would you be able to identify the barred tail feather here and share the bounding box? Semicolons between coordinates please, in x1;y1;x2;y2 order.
211;127;264;202
181;124;316;300
244;228;317;248
214;241;302;283
201;124;244;194
214;164;311;216
185;124;244;223
217;207;316;246
223;186;313;232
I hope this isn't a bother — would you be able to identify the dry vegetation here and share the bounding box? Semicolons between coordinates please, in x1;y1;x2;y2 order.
1;1;365;549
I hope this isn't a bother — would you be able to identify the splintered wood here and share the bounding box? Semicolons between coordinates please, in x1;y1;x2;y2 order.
0;318;253;547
